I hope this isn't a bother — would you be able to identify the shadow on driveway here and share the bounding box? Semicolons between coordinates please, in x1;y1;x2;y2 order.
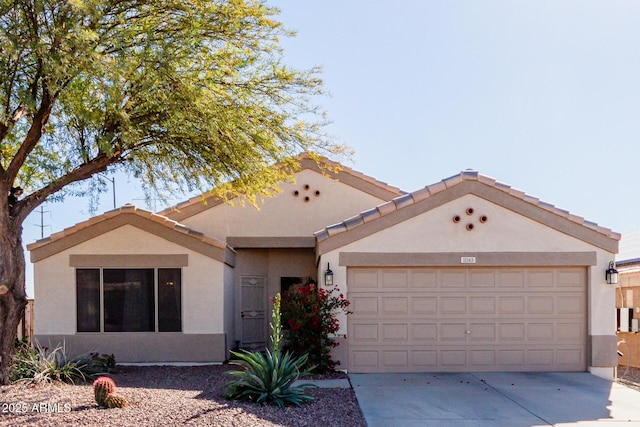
349;372;640;427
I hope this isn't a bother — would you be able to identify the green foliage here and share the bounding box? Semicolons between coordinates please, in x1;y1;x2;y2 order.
0;0;346;221
270;293;283;354
225;292;315;407
10;342;88;385
78;352;117;376
281;282;351;373
93;376;117;406
224;349;315;407
104;392;129;409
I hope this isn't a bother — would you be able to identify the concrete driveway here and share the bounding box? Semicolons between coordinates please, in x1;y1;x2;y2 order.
349;372;640;427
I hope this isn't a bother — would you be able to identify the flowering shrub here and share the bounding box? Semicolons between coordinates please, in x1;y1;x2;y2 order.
281;282;350;373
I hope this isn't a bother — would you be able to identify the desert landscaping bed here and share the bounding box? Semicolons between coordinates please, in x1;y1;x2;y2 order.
0;365;366;427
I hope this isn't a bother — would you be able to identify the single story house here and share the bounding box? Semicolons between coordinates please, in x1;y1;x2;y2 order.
28;156;620;378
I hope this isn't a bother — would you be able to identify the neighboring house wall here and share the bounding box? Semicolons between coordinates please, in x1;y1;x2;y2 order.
318;192;617;376
33;224;230;363
616;270;640;368
177;169;395;240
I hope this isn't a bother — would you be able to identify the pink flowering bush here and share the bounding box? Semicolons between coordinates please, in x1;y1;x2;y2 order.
281;282;350;373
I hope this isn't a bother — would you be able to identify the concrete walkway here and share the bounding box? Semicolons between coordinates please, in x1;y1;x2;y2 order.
294;377;351;388
349;372;640;427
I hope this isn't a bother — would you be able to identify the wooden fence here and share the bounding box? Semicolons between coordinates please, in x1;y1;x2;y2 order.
17;299;34;344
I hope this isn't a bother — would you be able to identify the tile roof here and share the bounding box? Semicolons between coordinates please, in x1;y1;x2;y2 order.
26;203;227;252
314;169;621;243
157;153;405;221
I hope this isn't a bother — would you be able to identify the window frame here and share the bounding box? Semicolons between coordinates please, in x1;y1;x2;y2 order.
76;267;182;333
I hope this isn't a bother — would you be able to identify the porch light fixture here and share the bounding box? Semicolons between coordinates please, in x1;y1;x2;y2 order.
605;261;619;285
324;263;333;286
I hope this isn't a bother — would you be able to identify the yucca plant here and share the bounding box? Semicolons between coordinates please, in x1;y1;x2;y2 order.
225;293;316;407
11;342;88;385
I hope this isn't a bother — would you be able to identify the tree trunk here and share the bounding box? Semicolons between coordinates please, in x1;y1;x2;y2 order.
0;220;27;385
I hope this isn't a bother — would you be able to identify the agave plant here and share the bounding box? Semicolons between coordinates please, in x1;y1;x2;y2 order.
225;293;316;407
224;349;315;407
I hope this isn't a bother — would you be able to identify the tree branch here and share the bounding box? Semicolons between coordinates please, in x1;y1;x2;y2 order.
13;153;121;224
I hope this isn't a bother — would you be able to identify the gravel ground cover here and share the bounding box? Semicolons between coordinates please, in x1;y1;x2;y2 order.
0;365;366;427
617;365;640;392
3;364;639;426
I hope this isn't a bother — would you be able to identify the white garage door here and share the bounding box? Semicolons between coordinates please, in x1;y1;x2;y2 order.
347;267;587;373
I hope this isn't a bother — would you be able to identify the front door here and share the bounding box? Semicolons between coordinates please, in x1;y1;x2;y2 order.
239;276;266;350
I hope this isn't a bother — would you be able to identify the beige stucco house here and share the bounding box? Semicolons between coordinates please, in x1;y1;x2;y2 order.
28;157;621;378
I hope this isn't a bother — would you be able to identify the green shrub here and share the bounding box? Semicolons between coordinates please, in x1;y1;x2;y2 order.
11;342;88;385
281;282;350;373
225;293;316;407
77;352;117;376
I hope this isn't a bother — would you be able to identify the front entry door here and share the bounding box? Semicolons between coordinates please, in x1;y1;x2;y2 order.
239;276;266;350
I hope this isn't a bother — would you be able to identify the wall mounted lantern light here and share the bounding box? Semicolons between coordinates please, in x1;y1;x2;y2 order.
324;263;333;286
606;261;619;285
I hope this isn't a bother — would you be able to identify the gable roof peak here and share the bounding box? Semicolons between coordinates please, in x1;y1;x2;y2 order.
27;204;228;256
159;153;405;221
314;170;621;245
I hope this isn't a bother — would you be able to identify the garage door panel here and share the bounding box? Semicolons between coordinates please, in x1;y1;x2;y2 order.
528;296;554;314
351;296;378;314
382;297;408;314
410;270;438;287
411;323;438;341
382;324;408;342
527;323;554;340
497;270;526;288
382;270;408;288
499;296;525;314
470;350;496;367
352;323;378;342
350;270;379;289
413;350;438;367
348;266;587;373
439;270;466;287
441;350;466;366
412;297;437;314
440;297;466;314
528;270;554;287
498;323;526;341
556;322;585;341
440;323;467;341
499;350;525;366
469;323;495;341
557;349;584;366
556;295;584;314
382;351;408;367
469;271;496;288
528;349;554;366
470;297;496;314
557;269;586;287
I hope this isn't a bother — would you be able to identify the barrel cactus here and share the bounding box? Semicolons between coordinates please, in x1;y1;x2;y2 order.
93;376;116;406
104;392;129;408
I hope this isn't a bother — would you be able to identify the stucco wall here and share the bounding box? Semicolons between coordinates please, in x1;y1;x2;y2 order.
232;248;316;346
33;224;225;336
318;194;617;374
181;169;389;240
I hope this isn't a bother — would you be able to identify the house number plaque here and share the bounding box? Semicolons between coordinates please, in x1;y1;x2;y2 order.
460;256;476;264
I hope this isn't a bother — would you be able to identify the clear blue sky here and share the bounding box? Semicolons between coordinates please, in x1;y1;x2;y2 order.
21;1;640;296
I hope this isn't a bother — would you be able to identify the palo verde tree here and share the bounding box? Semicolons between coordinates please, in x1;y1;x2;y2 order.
0;0;342;384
